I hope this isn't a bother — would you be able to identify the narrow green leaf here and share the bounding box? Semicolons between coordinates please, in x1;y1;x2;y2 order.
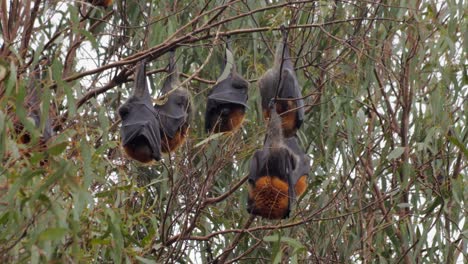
47;142;68;156
38;227;68;241
388;147;405;160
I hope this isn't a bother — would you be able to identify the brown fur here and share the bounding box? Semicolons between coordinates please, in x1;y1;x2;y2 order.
248;176;290;219
211;106;246;133
161;125;189;153
123;145;153;163
263;100;298;137
295;175;308;197
226;106;246;131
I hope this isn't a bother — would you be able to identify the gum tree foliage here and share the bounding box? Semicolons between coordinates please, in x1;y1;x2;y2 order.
0;0;466;263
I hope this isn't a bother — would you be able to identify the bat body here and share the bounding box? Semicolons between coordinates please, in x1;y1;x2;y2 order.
259;27;304;137
205;39;249;133
154;51;191;153
16;62;53;146
118;60;161;163
247;106;303;219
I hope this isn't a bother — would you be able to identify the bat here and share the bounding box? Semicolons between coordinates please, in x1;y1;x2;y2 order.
247;102;303;219
154;50;191;153
258;26;304;137
15;60;53;146
118;59;161;163
205;38;249;133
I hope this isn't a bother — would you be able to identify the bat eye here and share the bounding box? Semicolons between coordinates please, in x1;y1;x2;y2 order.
118;105;130;119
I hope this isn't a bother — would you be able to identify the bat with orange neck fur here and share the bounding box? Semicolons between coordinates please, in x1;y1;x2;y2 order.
154;50;192;153
205;37;249;133
118;59;161;163
259;26;304;138
247;102;308;219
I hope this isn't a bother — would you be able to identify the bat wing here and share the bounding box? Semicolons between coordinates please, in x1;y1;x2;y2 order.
140;119;162;161
231;72;249;90
248;150;265;184
208;78;248;107
285;137;310;181
280;69;304;128
204;98;224;132
42;118;54;142
155;90;190;138
247;150;263;213
258;69;279;111
285;137;310;204
120;102;161;160
286;152;297;215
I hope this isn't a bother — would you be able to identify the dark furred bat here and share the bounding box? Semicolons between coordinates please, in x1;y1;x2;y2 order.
15;62;53;146
118;59;161;163
259;26;304;137
205;38;249;133
154;50;191;153
247;104;304;219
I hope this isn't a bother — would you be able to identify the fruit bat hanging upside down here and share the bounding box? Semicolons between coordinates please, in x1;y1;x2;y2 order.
14;61;53;146
247;102;310;219
205;37;249;133
259;26;305;138
118;59;161;163
154;50;192;153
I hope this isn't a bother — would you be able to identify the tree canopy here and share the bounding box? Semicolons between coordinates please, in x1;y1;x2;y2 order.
0;0;466;263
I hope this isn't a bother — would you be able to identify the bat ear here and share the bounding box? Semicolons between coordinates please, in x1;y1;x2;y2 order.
133;59;150;99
